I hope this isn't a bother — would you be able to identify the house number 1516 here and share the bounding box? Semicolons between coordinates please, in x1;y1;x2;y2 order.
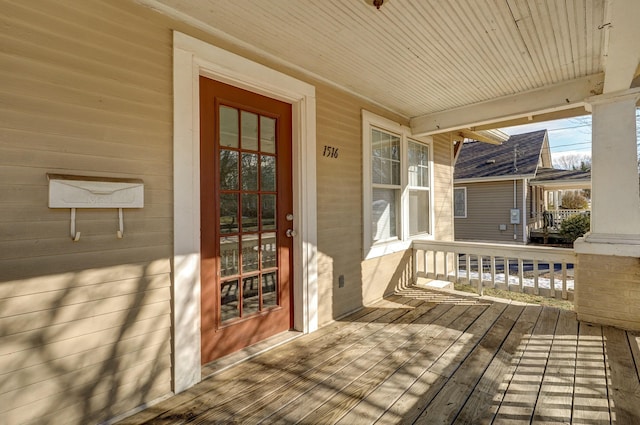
323;145;339;159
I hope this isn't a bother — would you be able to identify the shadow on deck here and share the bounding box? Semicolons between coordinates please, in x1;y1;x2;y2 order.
119;286;640;424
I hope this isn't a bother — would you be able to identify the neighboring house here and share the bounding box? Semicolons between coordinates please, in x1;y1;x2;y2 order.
454;130;591;243
1;1;639;424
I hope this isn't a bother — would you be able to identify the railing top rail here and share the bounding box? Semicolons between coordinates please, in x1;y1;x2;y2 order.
412;239;576;262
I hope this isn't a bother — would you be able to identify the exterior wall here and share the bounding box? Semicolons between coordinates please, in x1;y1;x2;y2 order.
0;0;456;423
454;180;526;243
0;1;173;424
575;254;640;331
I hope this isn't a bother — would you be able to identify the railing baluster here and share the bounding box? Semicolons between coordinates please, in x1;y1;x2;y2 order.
504;258;510;290
478;255;484;296
466;254;471;285
550;262;556;298
454;251;459;284
518;258;524;293
562;262;567;300
533;260;539;295
411;248;421;285
490;255;496;289
444;251;449;282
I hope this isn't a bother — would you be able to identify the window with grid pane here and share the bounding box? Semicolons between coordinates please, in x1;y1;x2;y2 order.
371;128;401;242
408;140;430;236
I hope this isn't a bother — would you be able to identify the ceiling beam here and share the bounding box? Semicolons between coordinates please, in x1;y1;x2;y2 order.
471;107;587;131
410;73;604;136
602;0;640;93
457;129;504;145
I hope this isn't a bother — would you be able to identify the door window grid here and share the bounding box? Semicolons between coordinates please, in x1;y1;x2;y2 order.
218;105;280;323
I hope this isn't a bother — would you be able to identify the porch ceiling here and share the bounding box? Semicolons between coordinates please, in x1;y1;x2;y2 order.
141;0;640;133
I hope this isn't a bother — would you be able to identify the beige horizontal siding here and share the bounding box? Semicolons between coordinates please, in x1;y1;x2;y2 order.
0;0;173;423
433;134;454;241
454;180;525;243
315;82;414;323
315;83;367;323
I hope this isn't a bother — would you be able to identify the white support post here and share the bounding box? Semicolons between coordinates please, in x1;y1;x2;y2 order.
584;89;640;241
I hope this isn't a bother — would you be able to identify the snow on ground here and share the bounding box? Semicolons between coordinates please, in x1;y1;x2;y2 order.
459;270;574;291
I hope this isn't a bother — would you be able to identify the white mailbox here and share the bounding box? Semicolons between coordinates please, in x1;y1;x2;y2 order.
47;174;144;241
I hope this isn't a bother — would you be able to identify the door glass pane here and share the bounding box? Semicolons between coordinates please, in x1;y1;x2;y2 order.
409;190;430;236
220;236;239;277
241;153;258;191
221;279;239;322
220;193;239;234
241;111;258;150
242;234;259;272
261;195;276;230
261;232;277;268
220;150;238;190
261;155;276;191
219;106;239;148
241;194;259;232
262;272;277;308
261;116;276;153
242;276;260;316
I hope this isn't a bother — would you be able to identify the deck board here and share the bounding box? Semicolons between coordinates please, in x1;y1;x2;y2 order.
573;323;610;424
531;308;578;424
603;326;640;423
118;287;640;425
493;306;560;424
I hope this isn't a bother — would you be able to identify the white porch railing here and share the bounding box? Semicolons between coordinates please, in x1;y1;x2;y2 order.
537;209;590;229
412;240;576;300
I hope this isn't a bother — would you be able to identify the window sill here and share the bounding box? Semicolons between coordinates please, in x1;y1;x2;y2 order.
364;234;434;260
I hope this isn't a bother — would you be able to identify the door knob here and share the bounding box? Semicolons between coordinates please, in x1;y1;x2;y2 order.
286;229;297;238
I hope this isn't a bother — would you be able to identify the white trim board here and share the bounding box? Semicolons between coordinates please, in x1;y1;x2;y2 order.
172;31;318;393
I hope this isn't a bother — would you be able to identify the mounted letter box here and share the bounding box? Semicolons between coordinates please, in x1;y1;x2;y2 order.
47;174;144;208
47;174;144;241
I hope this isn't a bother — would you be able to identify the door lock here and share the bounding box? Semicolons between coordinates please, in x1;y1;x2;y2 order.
286;229;297;238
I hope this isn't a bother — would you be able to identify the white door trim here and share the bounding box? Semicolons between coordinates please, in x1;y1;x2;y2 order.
172;31;318;393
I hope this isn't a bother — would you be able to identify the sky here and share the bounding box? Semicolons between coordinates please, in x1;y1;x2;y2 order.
500;115;593;166
500;108;640;167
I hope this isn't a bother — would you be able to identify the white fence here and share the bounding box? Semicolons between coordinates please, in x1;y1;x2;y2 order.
541;209;590;229
412;240;576;300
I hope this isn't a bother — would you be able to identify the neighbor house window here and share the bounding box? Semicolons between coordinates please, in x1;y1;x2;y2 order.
454;187;467;218
363;110;433;258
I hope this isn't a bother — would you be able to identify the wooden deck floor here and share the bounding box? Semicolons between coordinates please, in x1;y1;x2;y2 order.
120;287;640;424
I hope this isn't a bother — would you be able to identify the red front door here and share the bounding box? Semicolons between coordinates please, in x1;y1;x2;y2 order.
199;76;293;364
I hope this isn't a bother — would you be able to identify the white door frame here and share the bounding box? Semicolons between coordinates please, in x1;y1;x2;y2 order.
172;31;318;393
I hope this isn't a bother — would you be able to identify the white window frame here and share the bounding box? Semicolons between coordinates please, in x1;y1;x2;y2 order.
362;110;434;260
454;187;467;218
173;31;318;393
406;139;432;238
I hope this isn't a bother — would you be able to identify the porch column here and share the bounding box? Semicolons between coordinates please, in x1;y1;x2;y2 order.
574;88;640;330
587;89;640;238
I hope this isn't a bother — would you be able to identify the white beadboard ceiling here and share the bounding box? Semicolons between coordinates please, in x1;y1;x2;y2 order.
141;0;640;130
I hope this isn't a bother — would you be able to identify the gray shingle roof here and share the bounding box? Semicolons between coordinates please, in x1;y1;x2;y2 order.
531;167;591;183
454;129;547;180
